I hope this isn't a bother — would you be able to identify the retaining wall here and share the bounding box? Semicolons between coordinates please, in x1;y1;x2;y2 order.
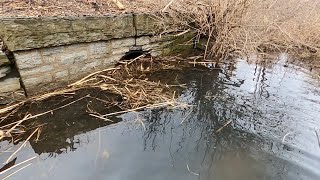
0;13;189;101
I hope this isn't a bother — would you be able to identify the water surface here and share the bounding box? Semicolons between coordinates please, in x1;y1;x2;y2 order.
1;54;320;180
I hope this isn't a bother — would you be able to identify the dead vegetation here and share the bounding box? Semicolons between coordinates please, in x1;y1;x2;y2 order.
0;56;192;140
148;0;320;64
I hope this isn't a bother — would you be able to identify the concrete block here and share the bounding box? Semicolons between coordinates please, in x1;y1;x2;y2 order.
0;77;21;93
14;50;42;69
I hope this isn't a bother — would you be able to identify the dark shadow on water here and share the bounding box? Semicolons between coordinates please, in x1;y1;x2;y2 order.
4;88;123;155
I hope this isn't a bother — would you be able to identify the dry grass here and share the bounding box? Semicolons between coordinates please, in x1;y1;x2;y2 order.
146;0;320;63
0;56;190;140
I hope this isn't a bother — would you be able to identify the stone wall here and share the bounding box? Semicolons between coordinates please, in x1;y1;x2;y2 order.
0;13;192;98
14;36;167;94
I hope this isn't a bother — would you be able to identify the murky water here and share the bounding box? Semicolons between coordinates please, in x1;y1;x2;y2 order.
1;54;320;180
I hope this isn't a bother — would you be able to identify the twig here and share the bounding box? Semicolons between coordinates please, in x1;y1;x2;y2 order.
162;0;175;12
135;113;146;131
102;101;175;117
69;67;120;87
180;109;193;124
187;164;199;176
315;129;320;149
6;128;39;164
112;0;125;10
216;120;232;133
282;132;292;143
89;114;114;122
0;156;36;175
174;29;190;37
2;163;32;180
17;95;89;122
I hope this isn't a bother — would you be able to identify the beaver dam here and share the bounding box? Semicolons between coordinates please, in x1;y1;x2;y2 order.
0;54;319;179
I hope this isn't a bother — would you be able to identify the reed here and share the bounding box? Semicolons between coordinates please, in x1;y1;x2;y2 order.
146;0;320;62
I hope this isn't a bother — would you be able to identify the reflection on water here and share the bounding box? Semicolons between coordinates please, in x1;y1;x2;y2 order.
1;54;320;180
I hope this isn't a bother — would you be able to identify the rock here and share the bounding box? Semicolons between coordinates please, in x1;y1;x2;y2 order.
0;66;11;78
0;52;10;66
0;14;135;51
0;77;21;93
134;14;159;36
0;90;26;105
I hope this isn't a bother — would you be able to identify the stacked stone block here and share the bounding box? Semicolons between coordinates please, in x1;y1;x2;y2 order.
0;51;21;94
13;38;140;94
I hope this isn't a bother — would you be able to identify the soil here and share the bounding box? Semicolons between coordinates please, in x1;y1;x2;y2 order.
0;0;151;17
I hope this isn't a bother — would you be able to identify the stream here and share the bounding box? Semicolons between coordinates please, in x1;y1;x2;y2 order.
1;54;320;180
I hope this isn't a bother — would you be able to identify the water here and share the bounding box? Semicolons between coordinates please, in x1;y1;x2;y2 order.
1;54;320;180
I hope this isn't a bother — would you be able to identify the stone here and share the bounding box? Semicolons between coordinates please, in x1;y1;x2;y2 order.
0;90;26;105
0;52;10;66
42;46;65;56
19;65;53;77
136;36;150;46
0;66;11;78
142;43;160;51
89;41;111;55
111;38;135;49
104;55;123;66
14;50;42;69
0;14;135;51
0;77;21;93
69;61;101;76
60;50;87;65
112;47;130;55
134;14;159;36
23;74;52;89
54;70;69;79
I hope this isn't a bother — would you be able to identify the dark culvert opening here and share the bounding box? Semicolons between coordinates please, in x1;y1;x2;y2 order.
120;50;146;60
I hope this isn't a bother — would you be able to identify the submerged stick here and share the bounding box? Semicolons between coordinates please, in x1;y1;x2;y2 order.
2;163;32;180
102;101;175;117
6;128;39;164
315;129;320;149
216;120;232;133
187;164;199;176
89;114;114;122
19;95;88;122
0;156;36;175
